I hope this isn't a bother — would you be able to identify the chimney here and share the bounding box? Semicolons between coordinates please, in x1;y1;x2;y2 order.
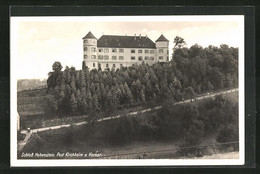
134;34;136;40
146;34;147;38
139;34;141;39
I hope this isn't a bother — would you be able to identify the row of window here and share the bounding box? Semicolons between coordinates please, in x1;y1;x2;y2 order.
84;55;163;60
85;55;163;60
83;47;166;54
84;55;125;60
131;56;156;61
93;63;123;69
98;55;124;60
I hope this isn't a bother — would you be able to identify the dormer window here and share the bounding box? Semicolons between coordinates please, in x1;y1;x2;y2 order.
104;48;109;53
159;49;163;53
112;48;117;53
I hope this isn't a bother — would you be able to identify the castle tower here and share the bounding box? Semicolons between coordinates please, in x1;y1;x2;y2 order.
82;31;98;69
155;34;169;62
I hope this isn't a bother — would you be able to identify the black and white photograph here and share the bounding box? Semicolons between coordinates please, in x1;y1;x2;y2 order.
10;15;245;166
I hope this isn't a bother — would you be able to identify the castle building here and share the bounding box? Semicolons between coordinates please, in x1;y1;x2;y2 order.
82;31;169;70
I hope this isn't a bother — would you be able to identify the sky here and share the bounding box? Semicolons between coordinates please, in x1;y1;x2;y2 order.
11;16;243;79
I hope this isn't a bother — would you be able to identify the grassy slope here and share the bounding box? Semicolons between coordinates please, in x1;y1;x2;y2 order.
19;92;239;159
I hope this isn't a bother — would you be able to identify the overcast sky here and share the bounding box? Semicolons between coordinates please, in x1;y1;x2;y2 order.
11;16;243;79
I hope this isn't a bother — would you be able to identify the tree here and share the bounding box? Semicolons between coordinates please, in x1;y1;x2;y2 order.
184;87;195;99
181;104;204;146
92;94;100;111
173;36;186;49
86;88;93;110
139;89;146;102
52;61;63;72
124;82;134;104
78;97;87;114
69;93;77;114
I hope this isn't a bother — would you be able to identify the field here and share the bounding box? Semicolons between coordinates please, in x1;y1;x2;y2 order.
19;125;238;159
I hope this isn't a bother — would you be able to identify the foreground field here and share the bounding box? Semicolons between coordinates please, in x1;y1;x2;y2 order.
19;127;238;159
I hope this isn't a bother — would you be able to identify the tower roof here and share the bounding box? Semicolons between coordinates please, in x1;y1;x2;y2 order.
155;34;169;42
83;31;97;39
97;35;156;48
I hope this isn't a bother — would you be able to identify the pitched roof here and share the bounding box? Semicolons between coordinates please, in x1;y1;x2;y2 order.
97;35;156;48
155;34;169;42
82;31;97;39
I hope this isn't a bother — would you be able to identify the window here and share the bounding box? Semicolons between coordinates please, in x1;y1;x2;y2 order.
104;55;109;60
106;64;109;68
91;47;96;52
119;49;124;53
150;50;154;54
145;50;149;54
131;49;135;53
112;48;117;53
104;48;109;53
120;64;123;68
93;41;96;44
167;50;169;54
138;56;143;61
159;49;163;53
132;64;135;66
98;55;103;60
84;55;88;59
93;63;95;67
98;63;101;68
112;56;117;60
145;56;149;60
131;56;135;60
138;50;143;53
84;47;88;51
113;64;116;68
91;55;96;59
150;56;154;60
84;40;88;44
119;56;124;60
98;49;103;53
159;56;163;60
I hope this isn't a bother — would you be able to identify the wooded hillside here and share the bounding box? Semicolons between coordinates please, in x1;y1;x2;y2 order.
45;44;238;118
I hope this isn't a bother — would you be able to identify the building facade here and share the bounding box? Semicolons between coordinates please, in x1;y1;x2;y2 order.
82;31;169;70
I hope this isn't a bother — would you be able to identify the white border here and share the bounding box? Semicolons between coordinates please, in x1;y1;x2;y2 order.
10;15;245;167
